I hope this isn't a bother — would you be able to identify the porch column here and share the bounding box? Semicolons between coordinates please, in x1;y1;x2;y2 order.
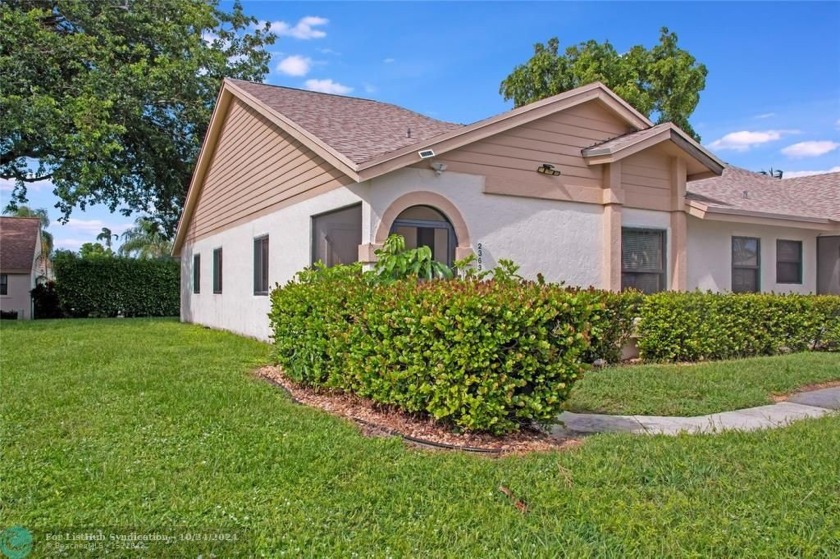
602;162;623;291
669;157;688;291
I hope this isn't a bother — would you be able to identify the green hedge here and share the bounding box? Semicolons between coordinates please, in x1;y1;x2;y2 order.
270;265;606;434
637;292;840;362
54;255;180;318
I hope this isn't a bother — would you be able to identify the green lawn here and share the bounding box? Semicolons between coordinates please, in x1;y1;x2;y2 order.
565;353;840;417
2;319;840;557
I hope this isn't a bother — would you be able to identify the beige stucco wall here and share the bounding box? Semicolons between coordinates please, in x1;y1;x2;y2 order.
687;217;819;293
0;273;33;319
366;167;605;287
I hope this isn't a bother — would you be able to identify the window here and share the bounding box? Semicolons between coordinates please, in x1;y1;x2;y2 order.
193;254;201;294
312;204;362;266
212;247;223;294
777;240;802;284
390;205;456;266
0;274;7;296
621;228;666;294
732;237;760;293
253;236;269;295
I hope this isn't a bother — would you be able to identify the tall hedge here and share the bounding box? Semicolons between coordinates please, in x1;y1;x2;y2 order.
637;292;840;362
270;265;606;434
54;256;180;318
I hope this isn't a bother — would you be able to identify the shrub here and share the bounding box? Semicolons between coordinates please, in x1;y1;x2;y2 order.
31;281;63;319
270;267;602;434
578;288;643;364
0;310;18;320
54;255;180;318
637;292;840;362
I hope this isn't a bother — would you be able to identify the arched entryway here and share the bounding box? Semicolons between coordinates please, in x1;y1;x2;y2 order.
390;205;457;266
372;192;473;266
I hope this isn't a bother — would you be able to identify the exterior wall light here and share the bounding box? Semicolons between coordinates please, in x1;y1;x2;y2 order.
537;163;562;176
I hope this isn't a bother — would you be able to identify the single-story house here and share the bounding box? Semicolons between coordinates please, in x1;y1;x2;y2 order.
0;216;44;320
172;79;840;340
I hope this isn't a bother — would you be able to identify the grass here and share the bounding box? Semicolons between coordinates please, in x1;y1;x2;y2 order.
565;353;840;417
1;319;839;557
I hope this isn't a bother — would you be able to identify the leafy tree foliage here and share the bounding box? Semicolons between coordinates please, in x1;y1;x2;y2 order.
78;242;113;259
1;0;275;235
500;28;707;140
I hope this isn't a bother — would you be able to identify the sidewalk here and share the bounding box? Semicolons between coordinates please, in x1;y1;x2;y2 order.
552;386;840;437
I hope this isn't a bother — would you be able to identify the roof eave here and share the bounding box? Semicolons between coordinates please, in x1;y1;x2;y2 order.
686;200;837;231
583;125;724;178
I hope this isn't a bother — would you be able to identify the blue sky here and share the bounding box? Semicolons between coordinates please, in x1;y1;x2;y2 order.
3;1;838;251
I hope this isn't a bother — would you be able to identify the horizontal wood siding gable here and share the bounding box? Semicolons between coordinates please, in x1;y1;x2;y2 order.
622;149;673;212
186;98;352;242
413;101;634;204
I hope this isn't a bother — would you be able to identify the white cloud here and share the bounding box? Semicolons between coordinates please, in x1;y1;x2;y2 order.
782;166;840;178
707;130;797;152
835;118;840;129
0;177;52;193
265;16;328;40
0;178;14;192
754;112;775;119
54;238;88;251
62;218;132;235
304;79;352;95
383;57;396;64
276;55;312;77
319;48;340;55
363;83;377;94
781;140;839;158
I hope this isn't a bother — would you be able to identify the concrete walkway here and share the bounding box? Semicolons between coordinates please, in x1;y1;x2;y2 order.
552;386;840;437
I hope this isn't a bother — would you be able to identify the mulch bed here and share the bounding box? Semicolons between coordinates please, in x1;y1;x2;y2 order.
256;366;581;455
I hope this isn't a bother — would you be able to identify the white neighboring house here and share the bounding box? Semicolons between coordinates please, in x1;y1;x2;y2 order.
172;79;840;341
0;217;44;320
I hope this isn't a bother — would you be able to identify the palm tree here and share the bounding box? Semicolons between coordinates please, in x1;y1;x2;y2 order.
96;227;118;249
118;217;173;259
759;168;783;179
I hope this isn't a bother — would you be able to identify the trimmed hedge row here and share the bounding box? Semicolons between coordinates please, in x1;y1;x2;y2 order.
637;292;840;362
54;255;180;318
270;265;608;434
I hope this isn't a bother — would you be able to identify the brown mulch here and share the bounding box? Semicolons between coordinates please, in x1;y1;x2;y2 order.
255;365;581;455
771;379;840;402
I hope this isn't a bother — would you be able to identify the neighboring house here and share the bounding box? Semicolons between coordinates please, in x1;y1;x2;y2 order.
0;217;43;320
172;79;840;340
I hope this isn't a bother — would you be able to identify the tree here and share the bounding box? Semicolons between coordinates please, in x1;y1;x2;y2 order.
96;227;117;249
79;242;113;259
118;217;173;259
759;168;784;179
1;0;275;236
499;28;707;140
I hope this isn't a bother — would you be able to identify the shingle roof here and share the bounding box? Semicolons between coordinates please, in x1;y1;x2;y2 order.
229;79;463;164
687;166;840;221
0;217;40;271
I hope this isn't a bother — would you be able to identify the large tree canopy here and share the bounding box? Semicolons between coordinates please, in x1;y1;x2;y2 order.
1;0;275;235
499;28;707;141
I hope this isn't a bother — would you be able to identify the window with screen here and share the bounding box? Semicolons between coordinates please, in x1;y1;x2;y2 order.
312;205;362;267
193;254;200;294
212;247;223;294
732;237;760;293
254;235;269;295
0;274;7;296
621;228;666;294
776;240;802;284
